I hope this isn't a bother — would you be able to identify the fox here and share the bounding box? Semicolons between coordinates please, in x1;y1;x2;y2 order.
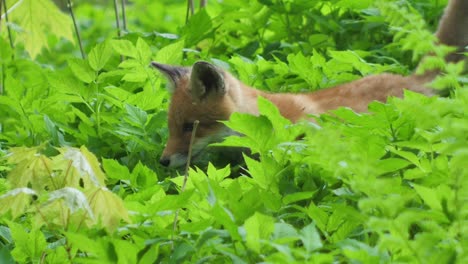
152;0;468;168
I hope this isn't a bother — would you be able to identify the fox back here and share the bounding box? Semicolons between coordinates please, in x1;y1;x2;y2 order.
152;0;467;168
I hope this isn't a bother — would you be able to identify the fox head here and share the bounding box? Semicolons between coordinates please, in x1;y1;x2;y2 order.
151;61;242;168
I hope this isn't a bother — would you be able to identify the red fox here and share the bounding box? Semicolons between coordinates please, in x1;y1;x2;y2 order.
152;0;467;168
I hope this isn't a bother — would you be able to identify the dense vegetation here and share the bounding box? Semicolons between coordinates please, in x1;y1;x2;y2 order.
0;0;466;262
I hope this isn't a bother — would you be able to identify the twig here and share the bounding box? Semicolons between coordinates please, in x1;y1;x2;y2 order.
0;0;23;20
200;0;207;9
185;0;195;24
66;0;85;59
2;0;14;50
120;0;127;32
171;120;199;249
183;120;199;190
0;0;3;31
113;0;124;62
113;0;121;37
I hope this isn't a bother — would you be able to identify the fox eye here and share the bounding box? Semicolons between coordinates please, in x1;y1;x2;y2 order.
182;122;194;132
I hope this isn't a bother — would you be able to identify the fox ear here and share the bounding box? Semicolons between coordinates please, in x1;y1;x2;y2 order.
150;62;188;92
190;61;225;102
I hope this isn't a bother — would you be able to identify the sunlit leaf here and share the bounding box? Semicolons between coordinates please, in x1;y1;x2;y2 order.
0;188;37;219
10;0;74;58
85;187;130;231
59;146;107;187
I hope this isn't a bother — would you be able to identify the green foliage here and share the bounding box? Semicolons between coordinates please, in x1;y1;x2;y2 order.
7;0;75;59
1;0;467;263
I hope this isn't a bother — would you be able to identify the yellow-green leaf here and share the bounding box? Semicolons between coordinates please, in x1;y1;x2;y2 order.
86;187;130;231
10;0;74;59
0;188;37;219
6;147;54;190
35;187;95;229
58;146;107;187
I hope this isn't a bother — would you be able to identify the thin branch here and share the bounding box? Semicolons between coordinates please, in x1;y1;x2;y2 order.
120;0;127;32
2;0;14;50
185;0;195;25
171;120;200;249
183;120;199;190
113;0;121;37
113;0;124;62
0;0;2;30
0;0;23;20
189;0;195;15
200;0;207;9
66;0;85;59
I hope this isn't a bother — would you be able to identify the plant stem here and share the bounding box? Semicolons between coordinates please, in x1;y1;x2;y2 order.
113;0;124;61
66;0;85;59
0;63;4;95
2;0;14;51
0;0;2;32
171;120;199;250
185;0;194;24
120;0;127;32
113;0;121;37
183;120;199;189
41;156;58;190
200;0;207;9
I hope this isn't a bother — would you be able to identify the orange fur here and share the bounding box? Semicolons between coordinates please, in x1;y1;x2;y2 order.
152;0;467;168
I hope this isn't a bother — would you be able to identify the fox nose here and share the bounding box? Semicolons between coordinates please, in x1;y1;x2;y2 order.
159;157;170;167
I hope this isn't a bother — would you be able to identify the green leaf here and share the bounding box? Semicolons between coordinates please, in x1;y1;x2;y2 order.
124;104;148;127
387;146;424;170
102;158;131;181
9;222;47;263
44;114;66;146
244;155;276;191
257;96;291;131
413;184;442;211
88;41;113;71
130;162;159;188
136;38;152;63
283;191;315;205
65;232;100;256
154;40;185;65
111;39;138;58
0;245;15;264
68;58;95;83
122;71;148;83
307;203;329;234
182;9;213;46
300;223;323;253
113;239;139;264
244;212;275;253
211;203;242;241
10;0;74;58
376;158;411;174
148;190;195;213
0;38;13;62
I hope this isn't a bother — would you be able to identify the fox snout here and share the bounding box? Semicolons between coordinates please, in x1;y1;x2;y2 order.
158;139;190;168
159;151;189;168
159;156;171;167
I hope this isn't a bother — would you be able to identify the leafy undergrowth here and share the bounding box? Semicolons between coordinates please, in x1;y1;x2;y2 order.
0;0;467;263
